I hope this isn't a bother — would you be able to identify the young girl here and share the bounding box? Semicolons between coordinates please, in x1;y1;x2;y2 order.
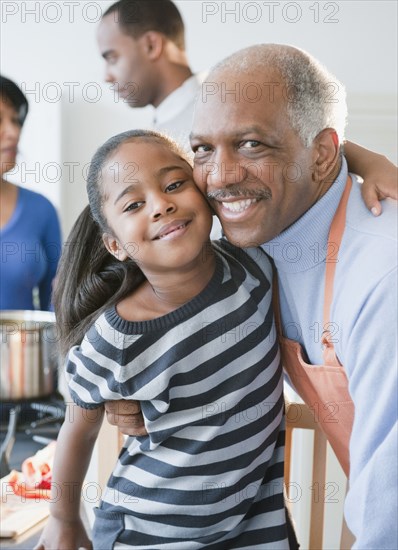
36;130;291;549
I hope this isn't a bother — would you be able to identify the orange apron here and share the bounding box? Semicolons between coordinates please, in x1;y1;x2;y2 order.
275;177;354;476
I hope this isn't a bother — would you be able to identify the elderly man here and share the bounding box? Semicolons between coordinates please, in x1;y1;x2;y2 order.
189;45;397;549
104;45;397;548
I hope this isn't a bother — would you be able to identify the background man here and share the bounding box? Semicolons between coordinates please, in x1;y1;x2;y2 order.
97;0;206;149
189;44;397;549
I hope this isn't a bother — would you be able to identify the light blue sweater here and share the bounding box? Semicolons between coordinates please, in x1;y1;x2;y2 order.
265;158;398;549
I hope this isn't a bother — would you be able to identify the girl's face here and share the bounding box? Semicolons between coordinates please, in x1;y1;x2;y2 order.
101;140;213;275
0;98;21;178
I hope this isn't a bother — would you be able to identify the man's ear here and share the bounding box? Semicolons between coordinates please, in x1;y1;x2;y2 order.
102;233;128;261
141;31;164;61
312;128;340;183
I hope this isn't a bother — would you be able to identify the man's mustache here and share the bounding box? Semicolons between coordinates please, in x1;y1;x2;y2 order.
207;185;272;201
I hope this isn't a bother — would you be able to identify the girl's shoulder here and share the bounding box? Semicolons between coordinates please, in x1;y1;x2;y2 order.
80;308;130;355
211;239;272;279
83;308;121;342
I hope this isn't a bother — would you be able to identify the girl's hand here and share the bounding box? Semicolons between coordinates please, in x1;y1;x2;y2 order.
360;155;398;216
34;516;92;550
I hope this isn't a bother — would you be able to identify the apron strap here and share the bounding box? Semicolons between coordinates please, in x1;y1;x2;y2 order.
322;176;352;353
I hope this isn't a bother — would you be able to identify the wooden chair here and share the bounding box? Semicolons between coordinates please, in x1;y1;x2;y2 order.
284;401;355;549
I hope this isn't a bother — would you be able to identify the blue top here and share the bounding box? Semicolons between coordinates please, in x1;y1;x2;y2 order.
265;158;398;549
0;186;62;311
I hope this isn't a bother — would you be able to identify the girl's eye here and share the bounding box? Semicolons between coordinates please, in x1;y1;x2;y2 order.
166;180;184;192
124;201;143;213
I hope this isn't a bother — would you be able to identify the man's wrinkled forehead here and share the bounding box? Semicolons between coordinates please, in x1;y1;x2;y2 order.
196;66;284;106
191;70;285;135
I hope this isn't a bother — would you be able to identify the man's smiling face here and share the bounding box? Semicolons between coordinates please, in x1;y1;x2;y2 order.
190;68;320;247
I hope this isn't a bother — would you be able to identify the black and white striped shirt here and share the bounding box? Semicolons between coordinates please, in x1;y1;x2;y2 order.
66;240;289;549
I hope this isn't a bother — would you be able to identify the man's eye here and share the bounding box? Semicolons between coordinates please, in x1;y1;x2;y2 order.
193;145;211;154
166;181;184;192
241;140;261;149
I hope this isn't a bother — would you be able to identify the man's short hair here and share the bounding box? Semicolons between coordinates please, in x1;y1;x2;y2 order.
210;44;347;147
103;0;186;50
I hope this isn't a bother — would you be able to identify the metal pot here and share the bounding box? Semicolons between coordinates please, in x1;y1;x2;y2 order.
0;310;60;400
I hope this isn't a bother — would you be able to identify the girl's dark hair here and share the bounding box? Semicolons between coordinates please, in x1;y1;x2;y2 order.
54;129;190;355
0;76;29;125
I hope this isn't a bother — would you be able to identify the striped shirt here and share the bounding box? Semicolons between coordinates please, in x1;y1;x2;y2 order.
66;240;289;549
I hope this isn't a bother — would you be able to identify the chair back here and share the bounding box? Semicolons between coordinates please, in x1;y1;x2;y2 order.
285;401;355;549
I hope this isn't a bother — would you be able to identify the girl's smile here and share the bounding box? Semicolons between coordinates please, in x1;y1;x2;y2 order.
152;218;191;240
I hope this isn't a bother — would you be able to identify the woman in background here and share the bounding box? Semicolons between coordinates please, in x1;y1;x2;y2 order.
0;76;61;311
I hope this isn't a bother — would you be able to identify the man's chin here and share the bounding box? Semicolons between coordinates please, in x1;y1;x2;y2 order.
122;99;143;108
222;225;266;249
117;94;145;109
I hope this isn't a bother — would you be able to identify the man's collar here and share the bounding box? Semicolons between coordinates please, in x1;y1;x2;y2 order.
154;72;207;125
264;157;348;273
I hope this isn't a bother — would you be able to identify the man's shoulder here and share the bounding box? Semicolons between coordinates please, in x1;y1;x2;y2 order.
336;174;397;307
346;174;397;244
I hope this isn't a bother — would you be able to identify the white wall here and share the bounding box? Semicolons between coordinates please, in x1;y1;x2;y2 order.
1;1;397;234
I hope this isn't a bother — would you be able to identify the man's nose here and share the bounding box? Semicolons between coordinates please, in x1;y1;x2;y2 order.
104;68;115;84
205;151;246;189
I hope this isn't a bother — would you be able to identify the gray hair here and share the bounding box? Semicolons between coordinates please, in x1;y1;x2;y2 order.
209;44;347;147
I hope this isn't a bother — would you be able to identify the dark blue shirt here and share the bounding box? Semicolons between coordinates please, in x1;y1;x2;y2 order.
0;186;61;310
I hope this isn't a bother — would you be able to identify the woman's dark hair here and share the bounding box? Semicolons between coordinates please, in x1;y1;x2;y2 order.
0;76;29;125
54;129;191;355
103;0;186;50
